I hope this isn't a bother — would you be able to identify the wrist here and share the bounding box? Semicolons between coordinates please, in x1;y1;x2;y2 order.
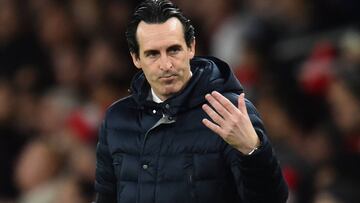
242;137;261;155
246;145;259;155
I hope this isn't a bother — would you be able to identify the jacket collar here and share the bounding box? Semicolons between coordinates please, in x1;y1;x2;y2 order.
129;56;243;116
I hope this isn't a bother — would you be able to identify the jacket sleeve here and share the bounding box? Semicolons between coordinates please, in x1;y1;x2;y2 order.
225;98;288;203
94;120;117;202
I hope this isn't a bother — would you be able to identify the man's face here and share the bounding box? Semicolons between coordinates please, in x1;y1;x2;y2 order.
131;17;195;101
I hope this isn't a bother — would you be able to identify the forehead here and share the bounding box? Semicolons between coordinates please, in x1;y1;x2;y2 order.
136;17;185;51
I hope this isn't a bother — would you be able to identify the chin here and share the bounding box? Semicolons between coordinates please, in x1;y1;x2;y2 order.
160;90;178;99
158;83;184;97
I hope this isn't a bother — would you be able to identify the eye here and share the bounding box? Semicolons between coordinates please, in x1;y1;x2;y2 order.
168;46;182;55
145;51;159;58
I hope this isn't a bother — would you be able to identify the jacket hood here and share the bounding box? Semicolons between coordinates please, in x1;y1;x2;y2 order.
129;56;243;115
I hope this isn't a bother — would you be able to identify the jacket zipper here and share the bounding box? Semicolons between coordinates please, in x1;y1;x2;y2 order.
138;115;175;202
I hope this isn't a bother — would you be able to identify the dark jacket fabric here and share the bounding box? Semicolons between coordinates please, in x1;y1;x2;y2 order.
95;56;288;203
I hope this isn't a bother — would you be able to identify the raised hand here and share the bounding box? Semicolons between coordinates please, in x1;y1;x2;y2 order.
202;91;260;154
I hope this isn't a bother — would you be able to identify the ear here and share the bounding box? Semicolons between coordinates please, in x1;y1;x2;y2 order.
189;38;196;59
130;52;141;69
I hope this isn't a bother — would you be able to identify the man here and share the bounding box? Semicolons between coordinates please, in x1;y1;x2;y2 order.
94;0;288;202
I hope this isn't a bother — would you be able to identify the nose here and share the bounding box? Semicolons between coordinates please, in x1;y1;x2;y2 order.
159;54;172;71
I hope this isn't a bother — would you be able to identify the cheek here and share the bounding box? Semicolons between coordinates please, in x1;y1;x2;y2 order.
144;71;162;88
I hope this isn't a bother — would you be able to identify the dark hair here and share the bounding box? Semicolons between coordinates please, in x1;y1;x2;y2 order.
125;0;195;57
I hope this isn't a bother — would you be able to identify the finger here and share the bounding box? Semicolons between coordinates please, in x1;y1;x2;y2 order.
238;93;248;114
202;118;225;137
205;94;231;119
211;91;239;114
202;104;225;126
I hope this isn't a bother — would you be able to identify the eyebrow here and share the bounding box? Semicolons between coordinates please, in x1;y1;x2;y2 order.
166;44;182;51
143;49;159;56
143;44;183;55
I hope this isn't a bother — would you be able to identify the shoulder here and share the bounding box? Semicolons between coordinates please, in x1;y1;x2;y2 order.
104;95;137;120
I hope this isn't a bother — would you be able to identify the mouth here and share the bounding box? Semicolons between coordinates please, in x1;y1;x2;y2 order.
159;75;177;83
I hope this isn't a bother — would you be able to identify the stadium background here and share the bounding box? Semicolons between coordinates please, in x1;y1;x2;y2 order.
0;0;359;202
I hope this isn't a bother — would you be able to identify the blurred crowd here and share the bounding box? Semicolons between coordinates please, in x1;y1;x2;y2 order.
0;0;359;203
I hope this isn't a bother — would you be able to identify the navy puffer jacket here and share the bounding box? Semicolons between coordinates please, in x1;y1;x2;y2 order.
95;56;288;203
